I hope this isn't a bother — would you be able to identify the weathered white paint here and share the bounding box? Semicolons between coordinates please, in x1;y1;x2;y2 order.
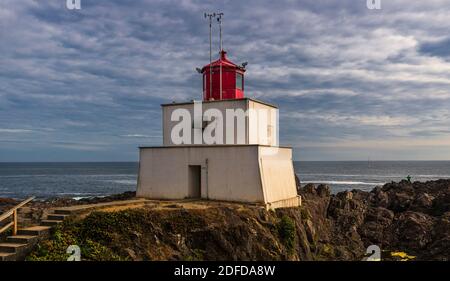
162;98;278;146
258;146;297;204
137;98;300;209
137;145;300;208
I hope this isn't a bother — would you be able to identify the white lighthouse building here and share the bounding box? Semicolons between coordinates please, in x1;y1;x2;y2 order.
136;49;300;209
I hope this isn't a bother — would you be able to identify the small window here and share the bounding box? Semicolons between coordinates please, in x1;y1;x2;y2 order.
203;74;206;91
236;73;243;90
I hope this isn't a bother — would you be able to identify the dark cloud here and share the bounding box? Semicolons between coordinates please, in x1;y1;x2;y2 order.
0;0;450;161
420;38;450;58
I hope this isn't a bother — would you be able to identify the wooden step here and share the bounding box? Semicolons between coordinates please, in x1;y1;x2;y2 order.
0;252;15;261
40;220;63;226
53;209;72;215
17;226;51;236
47;214;69;221
0;243;27;253
6;235;38;244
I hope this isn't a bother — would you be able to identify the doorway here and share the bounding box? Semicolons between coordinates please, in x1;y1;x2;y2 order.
188;165;201;198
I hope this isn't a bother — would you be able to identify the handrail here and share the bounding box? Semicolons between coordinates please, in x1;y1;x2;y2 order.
0;197;35;235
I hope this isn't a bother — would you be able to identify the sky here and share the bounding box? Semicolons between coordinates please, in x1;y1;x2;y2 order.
1;0;450;161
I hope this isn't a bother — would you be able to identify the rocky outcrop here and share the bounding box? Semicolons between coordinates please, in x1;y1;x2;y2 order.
298;179;450;260
11;180;450;261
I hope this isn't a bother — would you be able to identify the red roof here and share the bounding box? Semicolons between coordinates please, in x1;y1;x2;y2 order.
201;50;245;72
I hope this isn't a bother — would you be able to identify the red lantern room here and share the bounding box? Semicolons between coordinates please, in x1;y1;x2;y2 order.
201;50;246;101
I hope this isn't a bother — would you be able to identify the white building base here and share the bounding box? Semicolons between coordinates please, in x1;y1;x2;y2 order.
137;145;301;209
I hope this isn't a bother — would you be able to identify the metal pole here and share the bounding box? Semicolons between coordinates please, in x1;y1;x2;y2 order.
217;13;223;51
209;16;212;101
204;13;215;100
216;13;223;100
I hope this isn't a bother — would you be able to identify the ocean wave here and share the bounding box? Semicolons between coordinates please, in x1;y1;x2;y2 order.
302;181;383;186
57;192;98;196
57;193;107;200
411;175;450;178
0;174;135;178
72;195;107;200
298;173;450;178
103;180;137;185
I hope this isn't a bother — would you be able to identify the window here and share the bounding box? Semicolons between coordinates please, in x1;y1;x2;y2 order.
236;73;243;90
203;74;206;91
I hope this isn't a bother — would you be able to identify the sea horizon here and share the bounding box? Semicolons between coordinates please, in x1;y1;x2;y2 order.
1;160;450;163
1;161;449;200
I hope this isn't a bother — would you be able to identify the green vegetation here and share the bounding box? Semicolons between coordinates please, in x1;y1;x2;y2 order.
26;211;152;261
184;249;206;261
277;215;296;253
299;207;311;220
27;208;206;261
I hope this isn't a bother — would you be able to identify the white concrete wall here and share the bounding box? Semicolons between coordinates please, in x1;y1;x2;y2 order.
258;146;298;204
248;100;278;146
137;145;299;208
162;99;278;147
137;146;265;203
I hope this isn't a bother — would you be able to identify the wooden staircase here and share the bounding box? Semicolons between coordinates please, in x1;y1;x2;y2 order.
0;200;70;261
1;198;148;261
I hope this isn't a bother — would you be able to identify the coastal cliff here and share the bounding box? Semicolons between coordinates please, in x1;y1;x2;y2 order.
7;179;450;261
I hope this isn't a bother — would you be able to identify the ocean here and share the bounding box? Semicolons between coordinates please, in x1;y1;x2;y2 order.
294;161;450;192
0;161;449;199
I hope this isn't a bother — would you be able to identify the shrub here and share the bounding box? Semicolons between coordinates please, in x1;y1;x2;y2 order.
277;215;296;252
27;213;128;261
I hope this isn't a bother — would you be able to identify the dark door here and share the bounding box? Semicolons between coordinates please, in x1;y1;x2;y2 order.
188;165;201;198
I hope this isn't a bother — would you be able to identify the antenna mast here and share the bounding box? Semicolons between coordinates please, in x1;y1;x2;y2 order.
204;12;216;101
216;13;224;100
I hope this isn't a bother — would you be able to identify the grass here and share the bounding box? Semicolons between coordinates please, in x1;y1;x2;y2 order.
277;215;296;253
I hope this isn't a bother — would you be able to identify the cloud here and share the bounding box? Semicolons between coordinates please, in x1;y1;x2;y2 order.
1;0;450;161
120;134;162;138
0;129;33;133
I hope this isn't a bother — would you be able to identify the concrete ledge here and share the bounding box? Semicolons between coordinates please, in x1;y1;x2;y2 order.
265;195;301;210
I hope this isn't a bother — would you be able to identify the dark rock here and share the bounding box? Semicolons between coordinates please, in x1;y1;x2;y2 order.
433;193;450;216
317;184;331;197
372;186;389;207
304;219;315;243
425;212;450;260
390;211;434;250
377;192;389;207
414;193;434;209
306;179;450;260
359;207;394;244
124;248;140;261
0;198;18;205
295;174;301;194
302;184;316;195
392;192;413;211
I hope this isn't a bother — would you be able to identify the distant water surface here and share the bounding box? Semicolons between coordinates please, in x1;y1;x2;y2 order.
0;161;449;199
0;162;138;200
295;161;450;193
